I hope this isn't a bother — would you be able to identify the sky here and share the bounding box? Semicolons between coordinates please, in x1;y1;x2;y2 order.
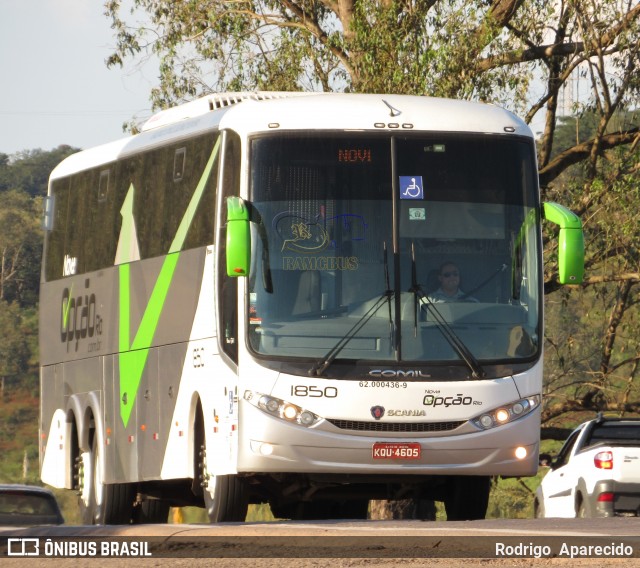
0;0;156;156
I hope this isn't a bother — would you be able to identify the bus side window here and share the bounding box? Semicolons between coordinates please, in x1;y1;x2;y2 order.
45;179;70;281
65;170;92;276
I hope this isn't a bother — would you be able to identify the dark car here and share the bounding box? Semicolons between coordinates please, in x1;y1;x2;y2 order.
0;484;65;526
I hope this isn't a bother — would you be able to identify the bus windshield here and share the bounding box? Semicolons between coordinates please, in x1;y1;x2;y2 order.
247;133;540;374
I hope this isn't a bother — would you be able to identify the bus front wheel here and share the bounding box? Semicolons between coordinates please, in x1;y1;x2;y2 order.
198;443;248;522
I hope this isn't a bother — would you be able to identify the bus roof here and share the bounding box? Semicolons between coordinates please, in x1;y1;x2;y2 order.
220;93;531;138
50;92;532;180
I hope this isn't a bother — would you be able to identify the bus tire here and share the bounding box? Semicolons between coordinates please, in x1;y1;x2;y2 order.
444;475;491;521
78;434;133;525
195;417;248;523
202;473;248;522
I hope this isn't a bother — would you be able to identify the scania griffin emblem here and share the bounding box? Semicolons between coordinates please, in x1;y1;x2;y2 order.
370;406;385;420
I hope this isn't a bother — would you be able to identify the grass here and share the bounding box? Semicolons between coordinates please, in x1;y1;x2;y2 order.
0;383;40;485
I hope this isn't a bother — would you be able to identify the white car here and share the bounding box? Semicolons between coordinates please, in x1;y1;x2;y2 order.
535;415;640;518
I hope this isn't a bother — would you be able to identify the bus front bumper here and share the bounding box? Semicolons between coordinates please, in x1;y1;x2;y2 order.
237;400;540;477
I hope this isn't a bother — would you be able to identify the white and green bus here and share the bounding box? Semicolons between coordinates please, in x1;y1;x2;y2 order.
39;92;584;523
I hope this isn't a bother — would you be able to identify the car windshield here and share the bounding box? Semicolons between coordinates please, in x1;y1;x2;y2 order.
247;133;540;375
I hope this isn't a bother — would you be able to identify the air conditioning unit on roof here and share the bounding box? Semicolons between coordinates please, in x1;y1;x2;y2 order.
141;91;318;131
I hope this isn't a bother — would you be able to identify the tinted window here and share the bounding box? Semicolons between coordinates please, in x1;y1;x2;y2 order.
585;423;640;447
44;133;219;280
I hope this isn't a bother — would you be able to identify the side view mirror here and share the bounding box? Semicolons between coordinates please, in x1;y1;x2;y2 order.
543;202;584;285
226;196;251;277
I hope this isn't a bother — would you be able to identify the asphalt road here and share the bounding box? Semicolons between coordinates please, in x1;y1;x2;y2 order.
2;518;639;567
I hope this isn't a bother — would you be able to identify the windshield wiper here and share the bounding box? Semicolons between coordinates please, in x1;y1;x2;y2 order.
308;292;393;376
310;243;395;377
408;243;485;379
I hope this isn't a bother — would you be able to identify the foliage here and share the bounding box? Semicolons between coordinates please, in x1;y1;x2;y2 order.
0;191;43;306
0;146;77;307
0;146;79;198
0;382;39;483
0;148;66;512
0;301;31;387
542;109;640;421
105;1;639;119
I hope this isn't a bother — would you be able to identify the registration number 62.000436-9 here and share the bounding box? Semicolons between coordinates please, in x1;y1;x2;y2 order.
372;442;421;460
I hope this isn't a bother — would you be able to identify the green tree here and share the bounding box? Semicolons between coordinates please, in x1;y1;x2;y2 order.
0;301;30;400
0;190;42;306
542;111;640;421
0;146;78;197
0;146;78;306
105;1;639;124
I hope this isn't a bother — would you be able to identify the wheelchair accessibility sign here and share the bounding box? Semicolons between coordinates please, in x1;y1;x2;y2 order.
399;176;424;199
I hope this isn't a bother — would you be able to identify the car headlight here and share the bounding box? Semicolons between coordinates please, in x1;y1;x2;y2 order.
472;395;540;430
243;391;322;427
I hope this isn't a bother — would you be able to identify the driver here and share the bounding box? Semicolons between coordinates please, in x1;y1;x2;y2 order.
427;262;478;303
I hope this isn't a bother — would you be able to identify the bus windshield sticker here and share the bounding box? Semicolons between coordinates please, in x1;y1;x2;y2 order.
409;208;426;221
399;176;424;200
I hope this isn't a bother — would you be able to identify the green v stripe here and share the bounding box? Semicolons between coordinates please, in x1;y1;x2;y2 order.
118;138;220;427
62;284;74;329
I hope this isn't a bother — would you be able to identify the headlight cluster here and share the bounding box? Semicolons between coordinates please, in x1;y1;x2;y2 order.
244;391;321;427
472;395;540;430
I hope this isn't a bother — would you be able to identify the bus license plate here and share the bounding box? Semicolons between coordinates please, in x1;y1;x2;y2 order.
372;442;421;460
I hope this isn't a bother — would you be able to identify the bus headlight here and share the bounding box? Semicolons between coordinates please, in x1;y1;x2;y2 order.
472;395;540;430
246;392;322;427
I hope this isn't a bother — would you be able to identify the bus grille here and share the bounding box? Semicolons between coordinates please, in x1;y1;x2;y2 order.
325;419;465;433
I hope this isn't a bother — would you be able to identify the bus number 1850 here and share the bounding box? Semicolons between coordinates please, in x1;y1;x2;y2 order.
290;385;338;398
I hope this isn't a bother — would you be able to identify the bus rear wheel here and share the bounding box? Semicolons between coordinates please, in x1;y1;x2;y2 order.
77;434;133;525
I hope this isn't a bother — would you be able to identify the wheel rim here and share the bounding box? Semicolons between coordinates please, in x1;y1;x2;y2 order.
201;444;217;501
79;451;92;508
